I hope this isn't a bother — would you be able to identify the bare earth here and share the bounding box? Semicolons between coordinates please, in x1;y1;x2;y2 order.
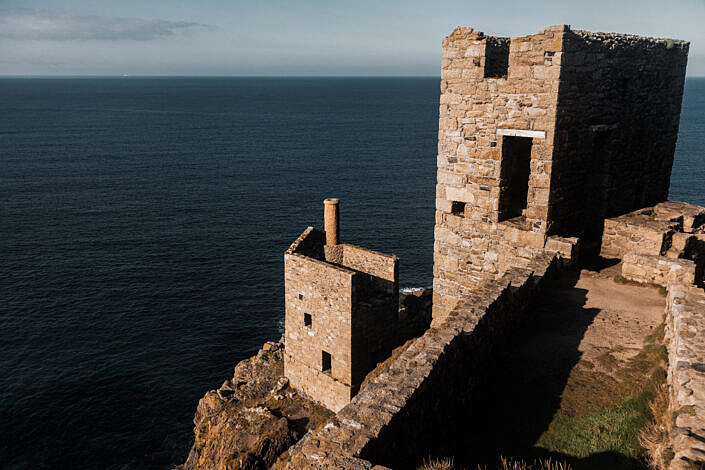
572;263;665;369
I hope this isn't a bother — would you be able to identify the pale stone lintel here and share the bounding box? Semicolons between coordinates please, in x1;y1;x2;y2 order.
496;128;546;139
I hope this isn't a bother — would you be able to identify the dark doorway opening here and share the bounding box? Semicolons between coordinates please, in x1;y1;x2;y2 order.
582;130;612;258
498;136;532;221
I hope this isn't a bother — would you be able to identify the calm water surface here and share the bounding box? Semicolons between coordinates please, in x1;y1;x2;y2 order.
1;77;703;469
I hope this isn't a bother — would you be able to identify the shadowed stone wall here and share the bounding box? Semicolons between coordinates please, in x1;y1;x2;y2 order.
283;253;564;469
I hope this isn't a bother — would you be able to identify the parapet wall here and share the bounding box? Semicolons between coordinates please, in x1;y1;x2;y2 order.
283;252;562;469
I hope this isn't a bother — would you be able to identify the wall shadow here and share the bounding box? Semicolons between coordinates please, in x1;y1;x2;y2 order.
417;269;647;470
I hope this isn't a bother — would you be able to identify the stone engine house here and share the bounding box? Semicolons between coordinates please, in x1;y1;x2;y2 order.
433;24;690;320
283;199;400;412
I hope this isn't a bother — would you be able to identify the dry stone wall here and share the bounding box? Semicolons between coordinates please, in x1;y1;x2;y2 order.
622;253;695;287
665;284;705;469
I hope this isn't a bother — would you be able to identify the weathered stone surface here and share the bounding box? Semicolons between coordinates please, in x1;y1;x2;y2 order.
176;341;331;470
654;201;705;233
601;210;680;258
284;227;400;412
621;253;695;287
665;285;705;469
433;24;688;320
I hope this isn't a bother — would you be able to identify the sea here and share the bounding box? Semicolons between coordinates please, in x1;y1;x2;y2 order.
1;77;703;470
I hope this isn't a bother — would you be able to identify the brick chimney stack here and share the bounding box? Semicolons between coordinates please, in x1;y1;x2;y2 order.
324;198;339;246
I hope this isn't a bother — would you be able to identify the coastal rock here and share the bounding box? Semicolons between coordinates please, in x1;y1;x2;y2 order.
176;339;332;470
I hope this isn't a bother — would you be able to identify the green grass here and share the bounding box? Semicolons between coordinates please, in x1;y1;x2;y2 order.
535;320;668;464
536;390;654;459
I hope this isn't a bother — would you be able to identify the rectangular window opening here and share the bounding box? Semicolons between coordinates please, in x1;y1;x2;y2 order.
484;37;510;78
451;201;466;216
498;136;532;221
304;313;312;327
322;350;331;373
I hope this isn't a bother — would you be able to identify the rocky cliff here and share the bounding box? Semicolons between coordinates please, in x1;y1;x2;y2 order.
175;340;332;470
176;289;432;470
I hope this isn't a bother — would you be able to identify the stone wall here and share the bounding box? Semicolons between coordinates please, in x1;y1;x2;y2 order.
665;284;705;469
433;26;565;319
284;228;358;412
621;253;695;287
598;202;705;468
551;31;689;239
603;202;705;289
601;212;679;258
284;228;400;412
433;24;689;320
283;253;561;469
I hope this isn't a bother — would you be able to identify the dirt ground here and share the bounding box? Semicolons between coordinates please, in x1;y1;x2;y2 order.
566;262;665;372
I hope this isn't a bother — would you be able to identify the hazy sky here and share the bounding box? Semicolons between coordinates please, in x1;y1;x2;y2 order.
1;0;704;76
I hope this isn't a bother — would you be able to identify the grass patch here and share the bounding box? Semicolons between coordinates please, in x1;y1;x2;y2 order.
536;391;654;459
535;320;669;465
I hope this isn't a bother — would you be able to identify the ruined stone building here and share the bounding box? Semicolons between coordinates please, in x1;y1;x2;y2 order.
433;24;690;320
181;25;705;470
283;199;400;412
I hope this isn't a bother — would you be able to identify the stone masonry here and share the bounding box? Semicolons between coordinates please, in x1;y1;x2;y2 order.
433;24;689;320
283;202;399;413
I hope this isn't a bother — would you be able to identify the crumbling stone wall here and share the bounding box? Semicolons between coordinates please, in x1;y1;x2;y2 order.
599;201;705;468
603;202;705;288
284;228;399;412
665;283;705;469
283;253;562;469
433;24;689;320
621;253;695;287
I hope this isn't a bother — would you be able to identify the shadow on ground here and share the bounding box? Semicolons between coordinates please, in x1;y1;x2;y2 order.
414;268;649;470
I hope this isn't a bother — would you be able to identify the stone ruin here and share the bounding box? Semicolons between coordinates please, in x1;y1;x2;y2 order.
274;24;705;469
283;199;401;412
433;24;689;319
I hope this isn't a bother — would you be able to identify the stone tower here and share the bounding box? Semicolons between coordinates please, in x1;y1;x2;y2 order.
433;25;689;321
283;200;399;412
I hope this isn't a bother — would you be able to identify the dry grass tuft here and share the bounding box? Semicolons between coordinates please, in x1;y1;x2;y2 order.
495;457;572;470
639;384;674;469
419;457;456;470
417;457;572;470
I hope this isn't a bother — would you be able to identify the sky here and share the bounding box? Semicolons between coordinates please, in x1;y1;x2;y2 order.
1;0;704;76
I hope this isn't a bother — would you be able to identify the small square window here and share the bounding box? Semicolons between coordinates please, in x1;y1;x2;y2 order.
298;294;303;300
304;313;312;327
322;350;331;373
451;201;466;216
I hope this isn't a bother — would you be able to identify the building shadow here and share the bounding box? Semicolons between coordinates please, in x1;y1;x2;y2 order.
417;269;647;470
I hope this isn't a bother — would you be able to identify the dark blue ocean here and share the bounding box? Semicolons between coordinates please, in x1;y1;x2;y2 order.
1;77;703;470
